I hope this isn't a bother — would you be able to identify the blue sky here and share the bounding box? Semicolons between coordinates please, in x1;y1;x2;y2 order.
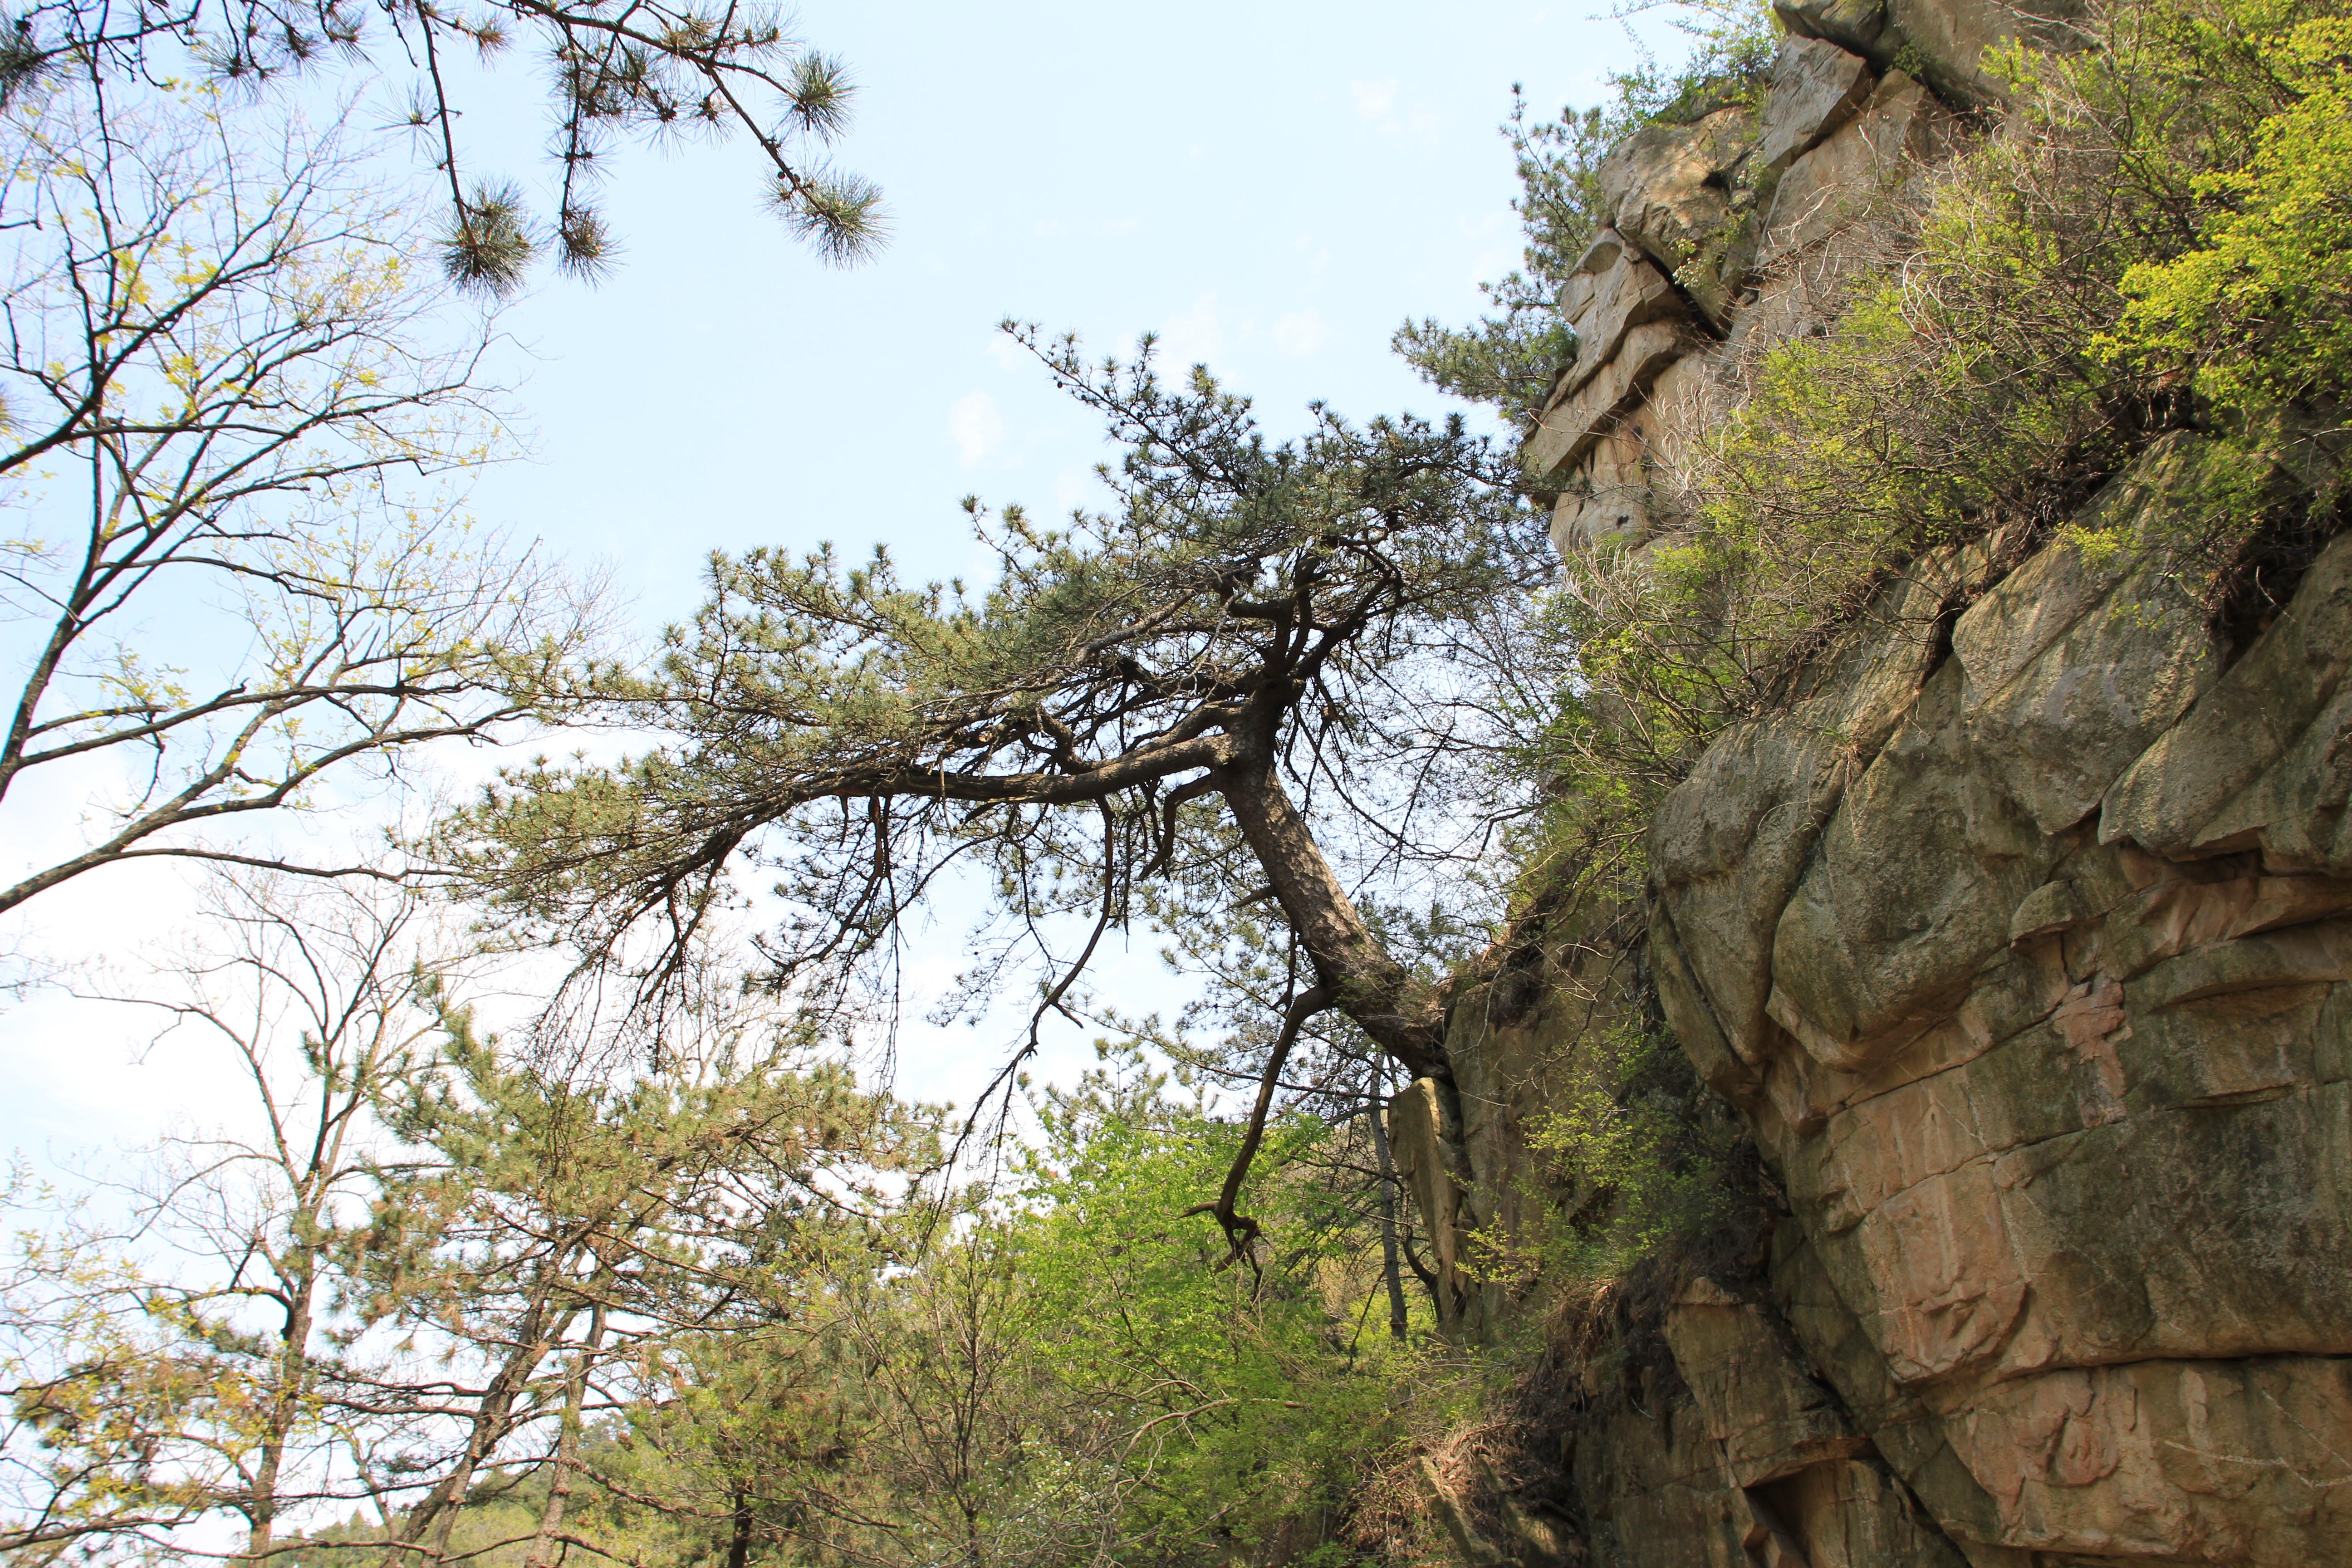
451;0;1651;620
3;0;1661;1156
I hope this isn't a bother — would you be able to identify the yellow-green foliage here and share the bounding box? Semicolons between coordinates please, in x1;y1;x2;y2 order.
1536;0;2352;814
1464;1021;1745;1294
2108;14;2352;422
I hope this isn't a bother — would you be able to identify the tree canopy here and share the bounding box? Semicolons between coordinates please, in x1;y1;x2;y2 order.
446;326;1549;1231
0;0;883;286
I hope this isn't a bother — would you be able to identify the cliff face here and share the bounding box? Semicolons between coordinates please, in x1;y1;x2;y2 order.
1388;6;2352;1565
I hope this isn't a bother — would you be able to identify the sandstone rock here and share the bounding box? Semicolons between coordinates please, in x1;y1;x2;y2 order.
1558;232;1687;395
1664;1279;1873;1486
1759;71;1952;265
1758;1459;1972;1568
1650;571;1952;1075
1943;1358;2352;1564
1778;0;2084;106
1548;427;1655;555
1769;658;2060;1068
1440;15;2352;1560
1644;507;2352;1563
1775;0;1893;61
1756;36;1877;174
2103;532;2352;870
1558;230;1625;324
1652;898;1757;1101
1888;0;2083;105
1953;462;2227;835
2007;879;2088;944
1598;105;1758;327
1575;1393;1771;1568
1523;321;1690;482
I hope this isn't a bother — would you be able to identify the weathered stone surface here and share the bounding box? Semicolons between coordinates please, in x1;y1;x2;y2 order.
1576;1392;1762;1568
1953;466;2228;836
1650;573;1952;1076
1558;235;1687;395
1757;36;1877;173
1664;1279;1873;1486
1759;1459;1973;1568
1759;71;1951;265
1523;319;1690;482
1778;0;2085;105
1558;230;1626;324
1943;1358;2352;1564
1775;0;1893;62
2103;531;2352;870
1769;657;2061;1068
1548;427;1654;555
1644;505;2352;1563
1889;0;2084;105
1417;10;2352;1562
1598;106;1758;327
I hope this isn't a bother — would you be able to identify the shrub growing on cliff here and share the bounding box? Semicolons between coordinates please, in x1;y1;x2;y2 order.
2103;11;2352;435
1544;0;2352;804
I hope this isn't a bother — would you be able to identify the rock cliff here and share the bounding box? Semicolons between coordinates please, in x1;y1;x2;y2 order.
1388;4;2352;1564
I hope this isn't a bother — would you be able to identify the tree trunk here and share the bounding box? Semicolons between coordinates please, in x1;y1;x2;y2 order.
726;1489;755;1568
524;1297;607;1568
1368;1098;1411;1341
244;1256;317;1562
1216;762;1450;1083
379;1290;564;1568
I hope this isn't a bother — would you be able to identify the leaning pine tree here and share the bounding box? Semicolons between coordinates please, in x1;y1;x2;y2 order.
446;326;1547;1243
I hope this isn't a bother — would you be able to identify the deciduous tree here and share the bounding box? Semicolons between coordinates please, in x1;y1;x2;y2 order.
0;85;600;919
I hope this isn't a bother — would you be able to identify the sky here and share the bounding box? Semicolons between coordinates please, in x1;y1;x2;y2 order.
1;0;1662;1166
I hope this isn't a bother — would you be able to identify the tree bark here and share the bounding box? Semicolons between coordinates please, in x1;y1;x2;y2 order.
524;1296;607;1568
1215;762;1450;1083
1368;1099;1411;1341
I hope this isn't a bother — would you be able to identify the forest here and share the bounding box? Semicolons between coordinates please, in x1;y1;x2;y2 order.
4;0;2350;1558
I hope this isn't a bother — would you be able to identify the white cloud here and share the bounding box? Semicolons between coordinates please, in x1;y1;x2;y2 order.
1273;310;1327;358
948;391;1005;466
1350;78;1442;148
1155;294;1227;370
984;330;1029;370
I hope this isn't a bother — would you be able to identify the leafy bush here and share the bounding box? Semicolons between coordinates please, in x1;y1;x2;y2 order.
1530;0;2352;813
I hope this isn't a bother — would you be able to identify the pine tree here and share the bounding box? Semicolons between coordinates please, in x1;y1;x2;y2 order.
445;325;1551;1239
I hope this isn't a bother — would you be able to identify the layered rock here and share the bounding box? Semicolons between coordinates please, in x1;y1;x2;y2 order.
1639;463;2352;1567
1390;7;2352;1563
1524;28;1956;563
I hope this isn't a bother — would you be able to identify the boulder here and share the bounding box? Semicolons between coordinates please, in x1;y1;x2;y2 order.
1598;105;1758;328
1758;70;1953;266
1756;36;1877;174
